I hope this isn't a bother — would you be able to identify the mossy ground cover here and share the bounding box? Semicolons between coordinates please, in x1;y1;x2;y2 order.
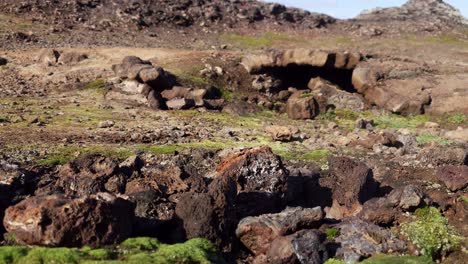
0;238;223;264
400;207;463;259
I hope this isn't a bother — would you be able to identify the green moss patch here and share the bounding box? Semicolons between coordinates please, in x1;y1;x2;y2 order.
400;207;463;258
416;133;451;146
0;238;224;264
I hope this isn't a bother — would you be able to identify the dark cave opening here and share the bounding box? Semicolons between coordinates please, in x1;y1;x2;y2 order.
260;64;356;93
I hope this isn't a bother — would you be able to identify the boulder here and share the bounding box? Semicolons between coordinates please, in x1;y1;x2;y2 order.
147;90;167;110
116;80;152;95
112;56;151;79
175;174;237;247
359;185;426;225
265;230;327;264
161;86;191;100
3;193;134;247
310;80;366;112
139;67;172;91
57;51;88;65
352;64;431;115
54;154;121;196
242;49;360;74
166;98;195;110
335;219;406;263
436;165;468;192
37;49;60;66
216;146;288;217
286;91;319;120
236;207;323;255
325;157;377;219
264;125;294;142
420;146;467;166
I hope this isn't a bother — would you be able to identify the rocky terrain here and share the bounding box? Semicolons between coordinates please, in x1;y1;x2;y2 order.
0;0;467;263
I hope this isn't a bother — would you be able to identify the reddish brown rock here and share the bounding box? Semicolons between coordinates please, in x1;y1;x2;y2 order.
3;193;134;247
286;91;319;120
236;207;323;255
436;165;468;191
54;154;122;196
265;229;327;264
325;157;376;219
359;185;425;225
175;174;237;247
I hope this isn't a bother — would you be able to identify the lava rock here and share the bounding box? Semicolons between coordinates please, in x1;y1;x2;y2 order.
359;185;426;225
436;165;468;191
326;156;377;219
264;125;294;142
286;91;319;120
216;146;288;218
54;154;121;196
335;219;406;263
3;193;134;247
236;207;323;255
265;229;327;264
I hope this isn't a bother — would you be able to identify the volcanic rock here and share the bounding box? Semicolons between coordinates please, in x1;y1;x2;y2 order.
286;91;319;120
215;146;288;217
359;185;426;225
335;219;406;263
37;49;60;66
3;193;134;247
264;125;294;142
436;165;468;191
236;207;323;255
265;229;327;264
325;157;377;219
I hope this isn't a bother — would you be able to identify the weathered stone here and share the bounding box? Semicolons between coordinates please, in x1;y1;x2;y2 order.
236;207;323;255
139;67;172;91
326;157;376;219
37;49;60;66
359;185;425;225
117;80;152;95
3;193;134;247
335;219;406;263
97;120;115;128
264;125;293;142
436;165;468;191
53;154;120;196
286;91;319;120
127;64;153;80
242;49;360;74
175;174;237;247
420;146;467;166
216;147;288;218
161;86;191;100
147;90;167;110
266;230;327;264
57;51;88;65
166;98;195;110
